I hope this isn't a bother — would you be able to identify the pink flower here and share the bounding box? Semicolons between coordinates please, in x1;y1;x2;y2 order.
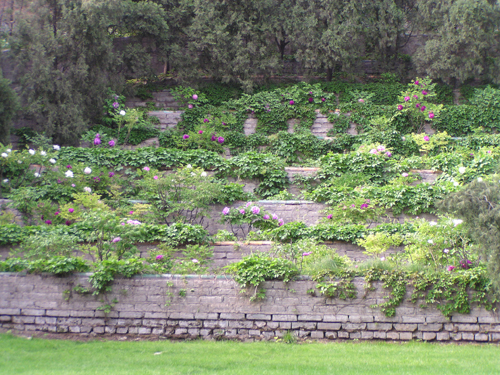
302;252;312;257
211;134;217;141
415;80;419;85
239;209;245;214
404;96;410;102
413;95;418;99
428;113;434;119
108;140;115;147
369;149;378;154
402;173;409;177
327;214;333;219
422;90;428;95
65;220;71;226
397;105;403;110
308;97;313;103
309;92;313;94
263;214;270;220
54;211;59;215
183;134;189;140
351;204;356;208
385;151;392;157
109;172;115;177
66;165;72;169
447;265;455;271
68;208;74;213
94;138;101;146
156;255;164;261
203;118;209;123
251;206;260;215
487;150;491;154
188;104;193;109
420;105;426;111
129;211;134;215
143;167;150;172
416;103;420;108
360;204;368;209
424;136;430;141
217;137;224;144
272;214;278;220
358;99;365;103
71;184;76;187
246;202;252;207
192;94;198;100
377;145;385;152
153;175;158;180
222;207;230;215
278;219;284;226
289;100;294;105
113;101;119;109
321;98;325;102
192;259;199;263
45;220;52;225
112;237;121;243
198;130;203;134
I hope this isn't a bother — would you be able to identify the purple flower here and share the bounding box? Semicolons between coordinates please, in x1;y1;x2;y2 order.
66;165;72;169
217;137;224;144
429;113;435;119
327;214;333;219
272;214;278;220
57;179;62;184
308;97;313;103
416;103;420;108
309;92;313;95
109;172;115;177
183;134;189;140
68;208;74;213
246;202;252;207
94;138;101;146
302;252;312;257
413;95;418;99
263;214;270;220
113;101;119;109
65;220;71;226
397;105;403;111
203;118;209;123
108;140;115;147
422;90;428;95
424;136;430;141
192;94;198;100
289;100;294;105
321;98;326;102
222;207;230;215
54;211;59;216
251;206;260;215
278;219;284;226
112;237;121;243
404;96;410;102
188;104;193;109
211;134;217;141
45;220;52;225
447;265;455;271
385;151;392;157
420;105;426;111
153;176;158;180
143;167;150;172
156;255;164;261
239;209;245;214
360;204;368;209
351;204;356;208
415;80;419;85
198;130;203;134
96;133;100;139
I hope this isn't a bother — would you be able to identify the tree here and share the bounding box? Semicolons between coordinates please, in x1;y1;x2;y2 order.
414;0;500;86
0;67;19;144
9;0;168;145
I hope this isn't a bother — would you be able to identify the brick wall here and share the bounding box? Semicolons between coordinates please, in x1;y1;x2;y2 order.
1;274;498;342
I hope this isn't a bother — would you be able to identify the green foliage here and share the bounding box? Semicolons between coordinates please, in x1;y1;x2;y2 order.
89;258;144;295
28;256;89;276
0;68;20;144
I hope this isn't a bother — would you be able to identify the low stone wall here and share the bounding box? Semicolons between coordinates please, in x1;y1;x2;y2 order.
126;91;181;110
1;274;498;342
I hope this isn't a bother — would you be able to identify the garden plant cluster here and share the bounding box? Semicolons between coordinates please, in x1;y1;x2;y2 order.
1;78;500;317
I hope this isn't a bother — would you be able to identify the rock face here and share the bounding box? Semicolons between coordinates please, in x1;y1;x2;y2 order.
1;274;498;342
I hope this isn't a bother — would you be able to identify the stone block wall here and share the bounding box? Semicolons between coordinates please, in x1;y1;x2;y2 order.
1;274;498;342
126;91;181;110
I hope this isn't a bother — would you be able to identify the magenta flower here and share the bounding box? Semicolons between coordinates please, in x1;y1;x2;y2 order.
272;214;278;220
192;94;198;100
45;220;52;225
487;150;491;154
289;100;294;105
143;167;150;172
156;255;164;261
358;99;364;103
327;214;333;219
385;151;392;157
222;207;230;215
424;136;430;141
402;172;409;177
413;95;418;99
94;138;101;146
263;214;269;220
239;209;245;214
96;133;100;138
278;219;284;226
217;137;224;144
65;220;71;226
109;172;115;177
113;101;119;109
309;91;313;94
416;103;420;108
203;118;209;123
302;252;312;257
68;208;74;213
404;96;410;102
360;204;368;209
447;265;455;271
112;237;121;243
71;184;76;187
415;80;419;85
422;90;428;95
153;176;158;180
108;140;115;147
428;113;435;119
183;134;189;140
129;211;134;215
66;165;72;169
420;105;426;111
198;130;203;134
369;149;378;154
251;206;260;215
188;104;193;109
57;179;62;184
211;134;217;141
308;97;313;103
397;105;403;110
321;98;326;102
350;204;356;208
54;211;59;216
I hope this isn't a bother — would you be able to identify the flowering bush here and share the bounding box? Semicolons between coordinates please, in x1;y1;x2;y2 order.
322;198;385;226
220;202;283;237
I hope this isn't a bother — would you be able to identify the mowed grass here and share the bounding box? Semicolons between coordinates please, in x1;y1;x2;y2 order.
1;333;499;375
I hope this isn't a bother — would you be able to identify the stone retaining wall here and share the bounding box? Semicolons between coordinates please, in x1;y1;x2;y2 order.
1;274;498;342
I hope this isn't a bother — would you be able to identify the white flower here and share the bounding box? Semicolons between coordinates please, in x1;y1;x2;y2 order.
458;167;466;174
477;177;483;182
1;153;7;158
53;145;60;151
17;160;22;164
40;151;47;156
34;173;40;178
83;187;92;193
3;179;8;183
191;172;196;176
453;219;463;227
49;158;56;164
201;172;207;177
65;170;74;178
6;149;11;153
192;259;199;263
443;249;450;254
429;221;437;226
427;239;434;244
120;110;126;116
28;149;35;155
453;181;459;187
84;167;92;174
380;257;385;261
186;164;192;168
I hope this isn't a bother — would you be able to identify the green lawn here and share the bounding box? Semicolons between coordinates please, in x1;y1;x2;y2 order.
1;333;499;375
